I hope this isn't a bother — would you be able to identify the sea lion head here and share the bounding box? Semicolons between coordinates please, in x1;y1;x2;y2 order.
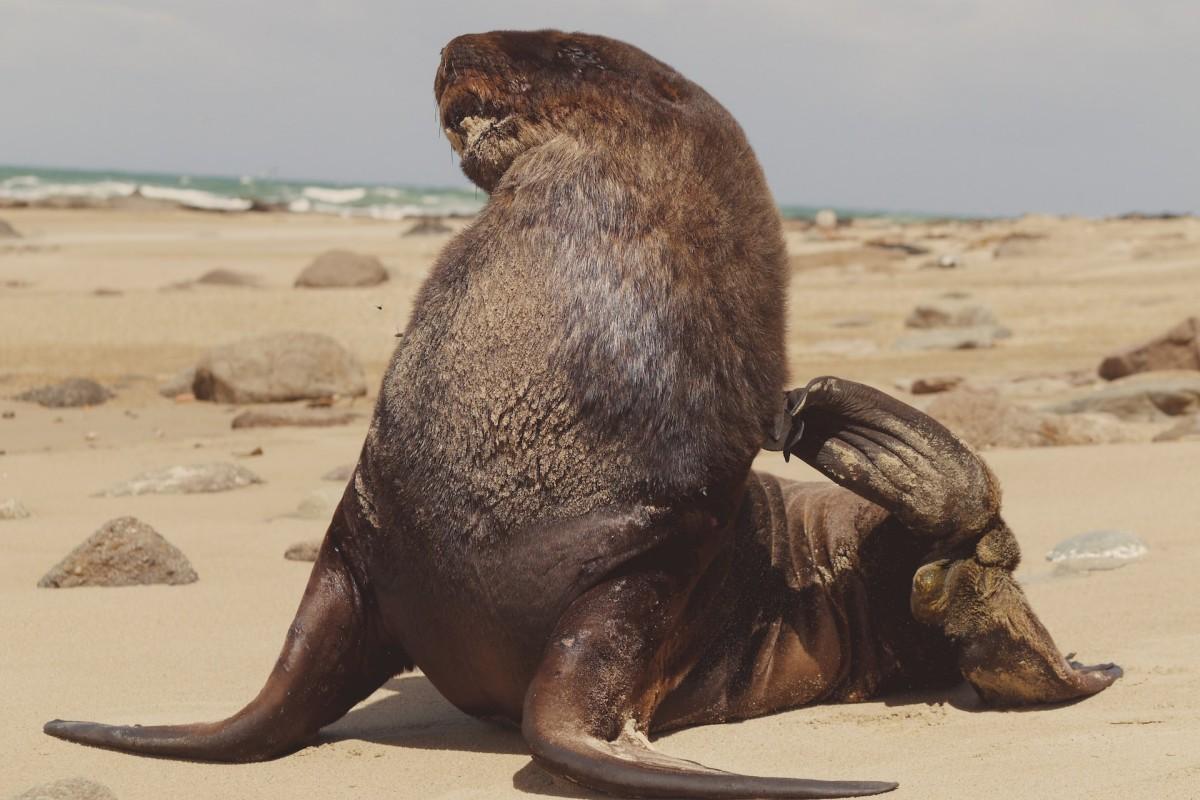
435;30;698;191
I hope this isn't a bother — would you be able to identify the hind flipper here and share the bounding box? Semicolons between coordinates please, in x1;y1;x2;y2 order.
771;375;1002;553
522;528;896;799
45;499;409;762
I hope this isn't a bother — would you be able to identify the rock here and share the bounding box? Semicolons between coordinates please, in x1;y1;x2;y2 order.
12;777;118;800
158;367;196;398
1153;414;1200;442
167;268;261;291
0;218;20;238
926;388;1136;450
1098;317;1200;380
929;254;961;269
322;463;355;482
814;209;838;230
866;238;930;256
829;315;874;329
192;331;366;403
91;288;122;297
97;463;262;496
893;326;1006;351
403;217;453;236
231;407;360;429
1049;373;1200;421
284;539;322;562
194;268;259;287
294;249;389;288
992;233;1044;259
910;375;964;395
14;378;113;408
38;517;198;588
0;498;31;520
1046;530;1148;573
905;300;997;330
285;488;342;519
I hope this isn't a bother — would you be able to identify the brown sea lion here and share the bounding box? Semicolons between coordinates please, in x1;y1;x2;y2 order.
44;30;1118;798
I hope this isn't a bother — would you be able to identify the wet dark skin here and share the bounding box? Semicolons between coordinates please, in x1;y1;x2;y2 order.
45;31;1119;799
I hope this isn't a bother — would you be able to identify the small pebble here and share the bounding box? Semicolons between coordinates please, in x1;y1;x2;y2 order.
1046;530;1148;573
1;498;31;520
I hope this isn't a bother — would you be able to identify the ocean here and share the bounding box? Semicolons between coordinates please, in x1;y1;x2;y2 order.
0;164;927;222
0;165;486;219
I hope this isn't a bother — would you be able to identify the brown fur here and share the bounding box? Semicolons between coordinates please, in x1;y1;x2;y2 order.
424;30;786;500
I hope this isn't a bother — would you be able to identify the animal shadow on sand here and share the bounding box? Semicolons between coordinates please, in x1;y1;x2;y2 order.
322;675;595;797
324;671;1089;798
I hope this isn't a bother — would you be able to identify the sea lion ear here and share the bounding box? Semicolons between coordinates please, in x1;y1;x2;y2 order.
950;571;1121;707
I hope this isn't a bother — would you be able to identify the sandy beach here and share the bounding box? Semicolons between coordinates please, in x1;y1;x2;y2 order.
2;207;1199;799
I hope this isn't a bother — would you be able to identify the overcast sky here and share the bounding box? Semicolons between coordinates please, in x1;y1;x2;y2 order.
2;0;1195;216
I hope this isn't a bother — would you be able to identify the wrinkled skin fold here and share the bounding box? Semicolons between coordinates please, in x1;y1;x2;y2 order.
43;29;1118;800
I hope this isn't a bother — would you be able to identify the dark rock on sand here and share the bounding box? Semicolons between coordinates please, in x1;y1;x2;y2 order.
1153;414;1200;442
231;407;360;429
192;331;366;404
38;516;198;588
403;217;453;236
910;375;964;395
926;388;1134;450
97;463;262;496
1046;530;1148;573
1049;373;1200;421
1;498;31;520
0;218;20;238
294;249;388;288
284;540;322;562
15;378;113;408
1098;317;1200;380
12;777;118;800
322;463;355;482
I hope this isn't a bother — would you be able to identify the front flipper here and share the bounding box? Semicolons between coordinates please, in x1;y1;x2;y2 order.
912;559;1121;706
769;376;1002;552
522;527;896;799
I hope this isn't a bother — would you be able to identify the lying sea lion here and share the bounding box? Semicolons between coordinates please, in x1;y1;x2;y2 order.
44;30;1118;798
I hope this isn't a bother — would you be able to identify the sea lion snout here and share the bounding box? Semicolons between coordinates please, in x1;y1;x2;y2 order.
435;29;700;193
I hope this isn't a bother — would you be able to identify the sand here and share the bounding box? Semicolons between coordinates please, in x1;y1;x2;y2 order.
1;208;1198;799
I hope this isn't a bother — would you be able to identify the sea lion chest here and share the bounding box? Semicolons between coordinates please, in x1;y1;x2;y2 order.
358;226;642;717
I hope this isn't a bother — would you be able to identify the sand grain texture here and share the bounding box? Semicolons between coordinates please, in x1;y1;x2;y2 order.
1;209;1198;799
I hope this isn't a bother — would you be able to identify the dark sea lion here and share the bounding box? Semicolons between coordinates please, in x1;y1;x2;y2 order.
44;30;1119;798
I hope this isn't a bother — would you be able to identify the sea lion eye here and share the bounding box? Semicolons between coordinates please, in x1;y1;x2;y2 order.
556;42;605;73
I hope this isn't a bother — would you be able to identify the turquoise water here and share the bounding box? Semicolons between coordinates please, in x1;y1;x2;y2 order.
0;164;938;221
0;164;485;218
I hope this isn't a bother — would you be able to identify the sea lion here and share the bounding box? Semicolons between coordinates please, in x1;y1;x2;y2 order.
44;30;1119;798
